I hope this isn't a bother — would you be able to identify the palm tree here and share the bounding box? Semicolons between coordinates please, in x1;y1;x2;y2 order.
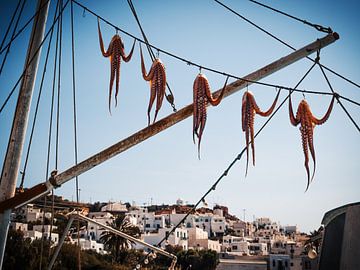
100;214;140;263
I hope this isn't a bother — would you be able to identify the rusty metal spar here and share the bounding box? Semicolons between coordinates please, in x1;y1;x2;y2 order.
0;32;339;212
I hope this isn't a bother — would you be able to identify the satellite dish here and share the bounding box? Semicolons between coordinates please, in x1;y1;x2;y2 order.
308;248;317;259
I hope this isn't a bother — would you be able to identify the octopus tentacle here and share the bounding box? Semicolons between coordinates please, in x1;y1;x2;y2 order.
204;76;228;106
122;39;136;63
153;60;167;123
244;98;251;176
108;57;116;113
311;95;335;125
289;94;300;126
97;19;112;57
140;45;154;81
255;90;280;117
193;76;200;143
115;55;120;107
147;78;156;125
308;126;316;183
300;124;311;191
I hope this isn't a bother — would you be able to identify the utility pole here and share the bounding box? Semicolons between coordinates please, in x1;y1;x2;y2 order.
0;0;50;267
0;32;339;212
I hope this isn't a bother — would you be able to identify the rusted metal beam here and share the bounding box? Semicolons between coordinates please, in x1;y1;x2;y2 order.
0;32;339;212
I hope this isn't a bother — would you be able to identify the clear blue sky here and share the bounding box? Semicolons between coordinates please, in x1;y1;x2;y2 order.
0;0;359;233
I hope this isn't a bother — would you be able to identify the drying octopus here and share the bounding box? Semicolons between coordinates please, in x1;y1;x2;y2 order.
97;19;135;113
242;90;280;175
289;94;336;191
140;45;167;125
193;74;228;158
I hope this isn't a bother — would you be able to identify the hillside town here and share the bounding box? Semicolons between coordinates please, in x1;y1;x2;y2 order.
9;195;319;270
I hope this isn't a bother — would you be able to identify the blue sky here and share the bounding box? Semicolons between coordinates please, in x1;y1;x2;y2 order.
0;0;359;233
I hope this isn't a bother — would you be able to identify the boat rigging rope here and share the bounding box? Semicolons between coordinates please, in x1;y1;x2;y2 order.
0;0;51;55
39;1;62;268
69;0;359;109
214;0;360;90
248;0;332;33
0;0;27;76
70;1;82;269
0;0;22;52
317;60;360;133
0;0;70;114
127;0;177;112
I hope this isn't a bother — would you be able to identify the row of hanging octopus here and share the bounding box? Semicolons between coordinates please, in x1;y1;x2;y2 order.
97;21;336;191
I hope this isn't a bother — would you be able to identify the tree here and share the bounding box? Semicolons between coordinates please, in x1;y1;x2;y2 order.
100;214;140;263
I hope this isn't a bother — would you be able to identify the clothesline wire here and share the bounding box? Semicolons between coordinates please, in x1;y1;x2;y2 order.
0;0;26;76
0;0;70;115
70;0;359;107
0;0;22;51
0;0;51;55
134;62;317;268
214;0;360;90
248;0;332;33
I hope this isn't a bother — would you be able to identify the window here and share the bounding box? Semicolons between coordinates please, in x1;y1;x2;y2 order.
272;260;275;267
220;226;222;230
145;224;150;228
205;219;209;222
285;261;288;267
290;262;294;267
232;245;237;250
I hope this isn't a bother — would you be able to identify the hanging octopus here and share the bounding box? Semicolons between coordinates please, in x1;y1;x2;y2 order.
140;45;167;125
289;94;336;191
242;90;280;175
193;74;228;158
97;19;135;113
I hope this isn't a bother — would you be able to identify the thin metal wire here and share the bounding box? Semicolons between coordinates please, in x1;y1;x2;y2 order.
19;0;60;190
0;0;22;51
40;2;62;268
0;0;70;114
69;0;359;107
214;0;360;90
0;0;51;54
127;0;177;112
70;2;82;269
317;63;360;133
0;0;26;76
248;0;332;33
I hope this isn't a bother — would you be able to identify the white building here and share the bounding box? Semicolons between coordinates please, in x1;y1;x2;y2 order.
222;235;249;255
86;212;114;241
249;242;268;255
10;222;28;232
101;202;127;213
141;227;188;250
211;216;227;236
191;239;221;252
32;225;59;245
79;238;106;254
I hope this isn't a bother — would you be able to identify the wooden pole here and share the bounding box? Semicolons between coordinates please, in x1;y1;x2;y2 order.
0;32;339;213
0;0;50;267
